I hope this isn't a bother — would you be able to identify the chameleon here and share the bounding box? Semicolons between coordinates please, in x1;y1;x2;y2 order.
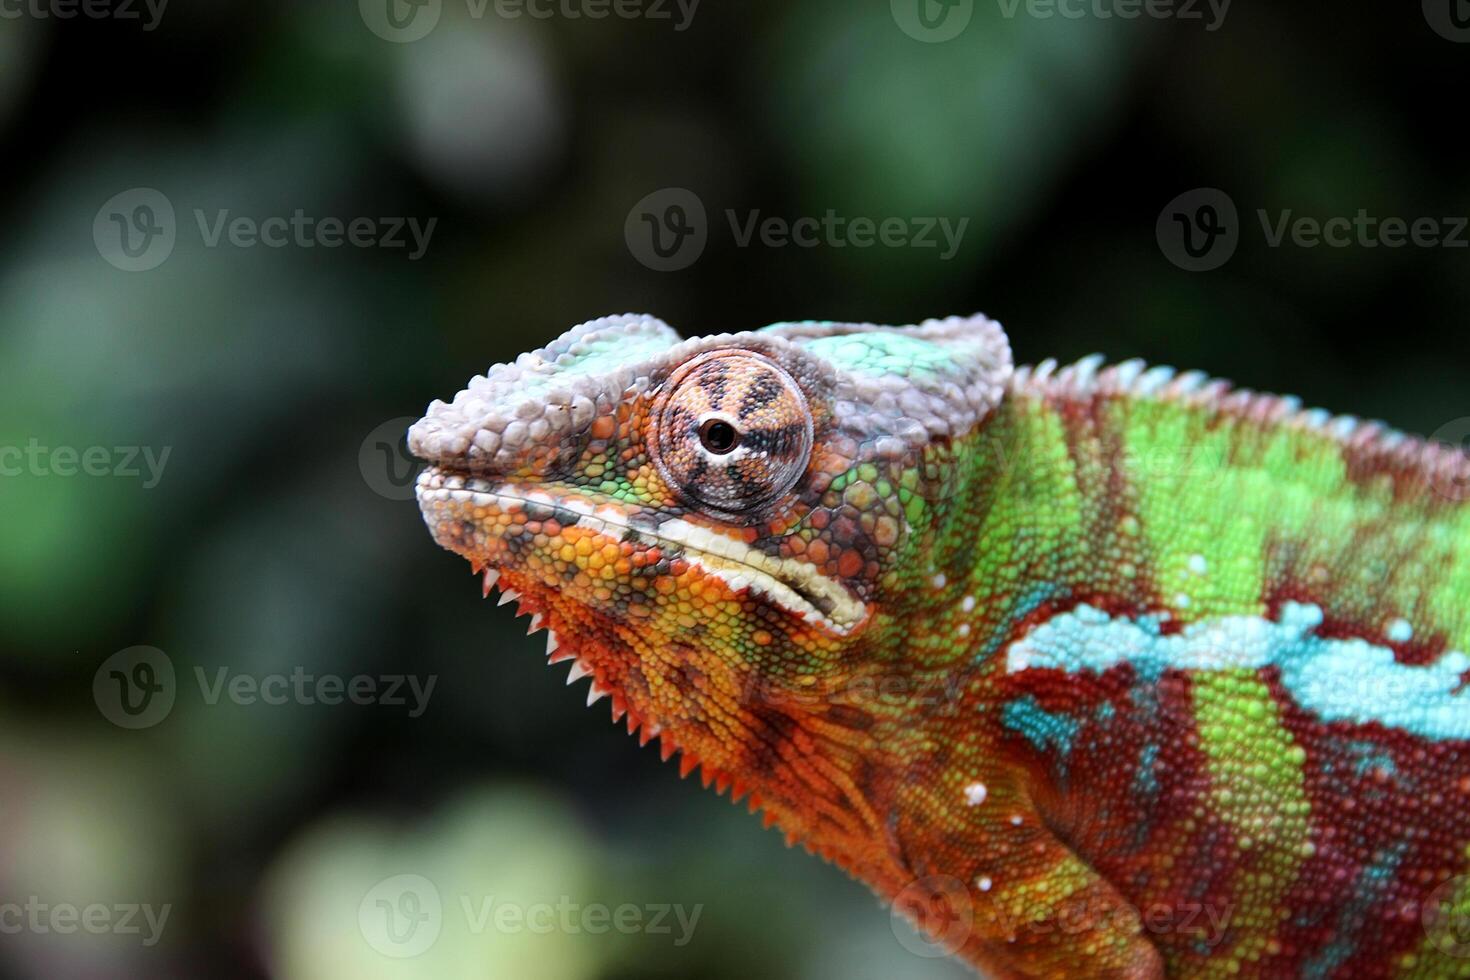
407;312;1470;979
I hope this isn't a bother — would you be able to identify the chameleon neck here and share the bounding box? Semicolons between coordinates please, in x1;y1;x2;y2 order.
860;375;1470;976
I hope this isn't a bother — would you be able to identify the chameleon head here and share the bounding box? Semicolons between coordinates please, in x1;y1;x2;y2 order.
408;313;1011;785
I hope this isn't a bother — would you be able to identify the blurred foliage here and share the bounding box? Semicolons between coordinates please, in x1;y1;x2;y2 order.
0;0;1463;977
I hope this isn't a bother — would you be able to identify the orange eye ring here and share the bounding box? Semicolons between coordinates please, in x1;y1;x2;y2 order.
651;349;813;515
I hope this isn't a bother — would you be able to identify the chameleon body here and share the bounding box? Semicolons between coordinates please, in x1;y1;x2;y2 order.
409;313;1470;979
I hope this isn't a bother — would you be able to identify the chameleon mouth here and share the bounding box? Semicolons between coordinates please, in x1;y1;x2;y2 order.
415;467;867;635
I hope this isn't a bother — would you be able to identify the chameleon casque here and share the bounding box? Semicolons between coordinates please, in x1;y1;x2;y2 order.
408;313;1470;979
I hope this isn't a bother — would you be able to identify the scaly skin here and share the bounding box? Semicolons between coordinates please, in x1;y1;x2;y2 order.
409;313;1470;979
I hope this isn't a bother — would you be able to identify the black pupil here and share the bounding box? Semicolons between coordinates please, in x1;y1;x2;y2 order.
699;418;740;454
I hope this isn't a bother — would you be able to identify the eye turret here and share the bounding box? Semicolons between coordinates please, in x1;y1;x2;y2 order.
652;350;813;515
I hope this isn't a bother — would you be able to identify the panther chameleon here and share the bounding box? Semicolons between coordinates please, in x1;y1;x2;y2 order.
408;313;1470;979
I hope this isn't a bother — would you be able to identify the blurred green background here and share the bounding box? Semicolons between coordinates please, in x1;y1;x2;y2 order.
0;0;1465;977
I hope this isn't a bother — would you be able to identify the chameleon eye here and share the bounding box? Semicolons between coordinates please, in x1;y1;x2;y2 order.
653;350;813;514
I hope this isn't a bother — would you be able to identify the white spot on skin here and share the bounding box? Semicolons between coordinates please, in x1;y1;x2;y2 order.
932;573;947;588
961;595;976;612
1009;814;1023;826
958;623;971;637
1387;618;1413;643
1188;554;1208;575
1174;593;1191;608
964;782;987;806
977;876;993;892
